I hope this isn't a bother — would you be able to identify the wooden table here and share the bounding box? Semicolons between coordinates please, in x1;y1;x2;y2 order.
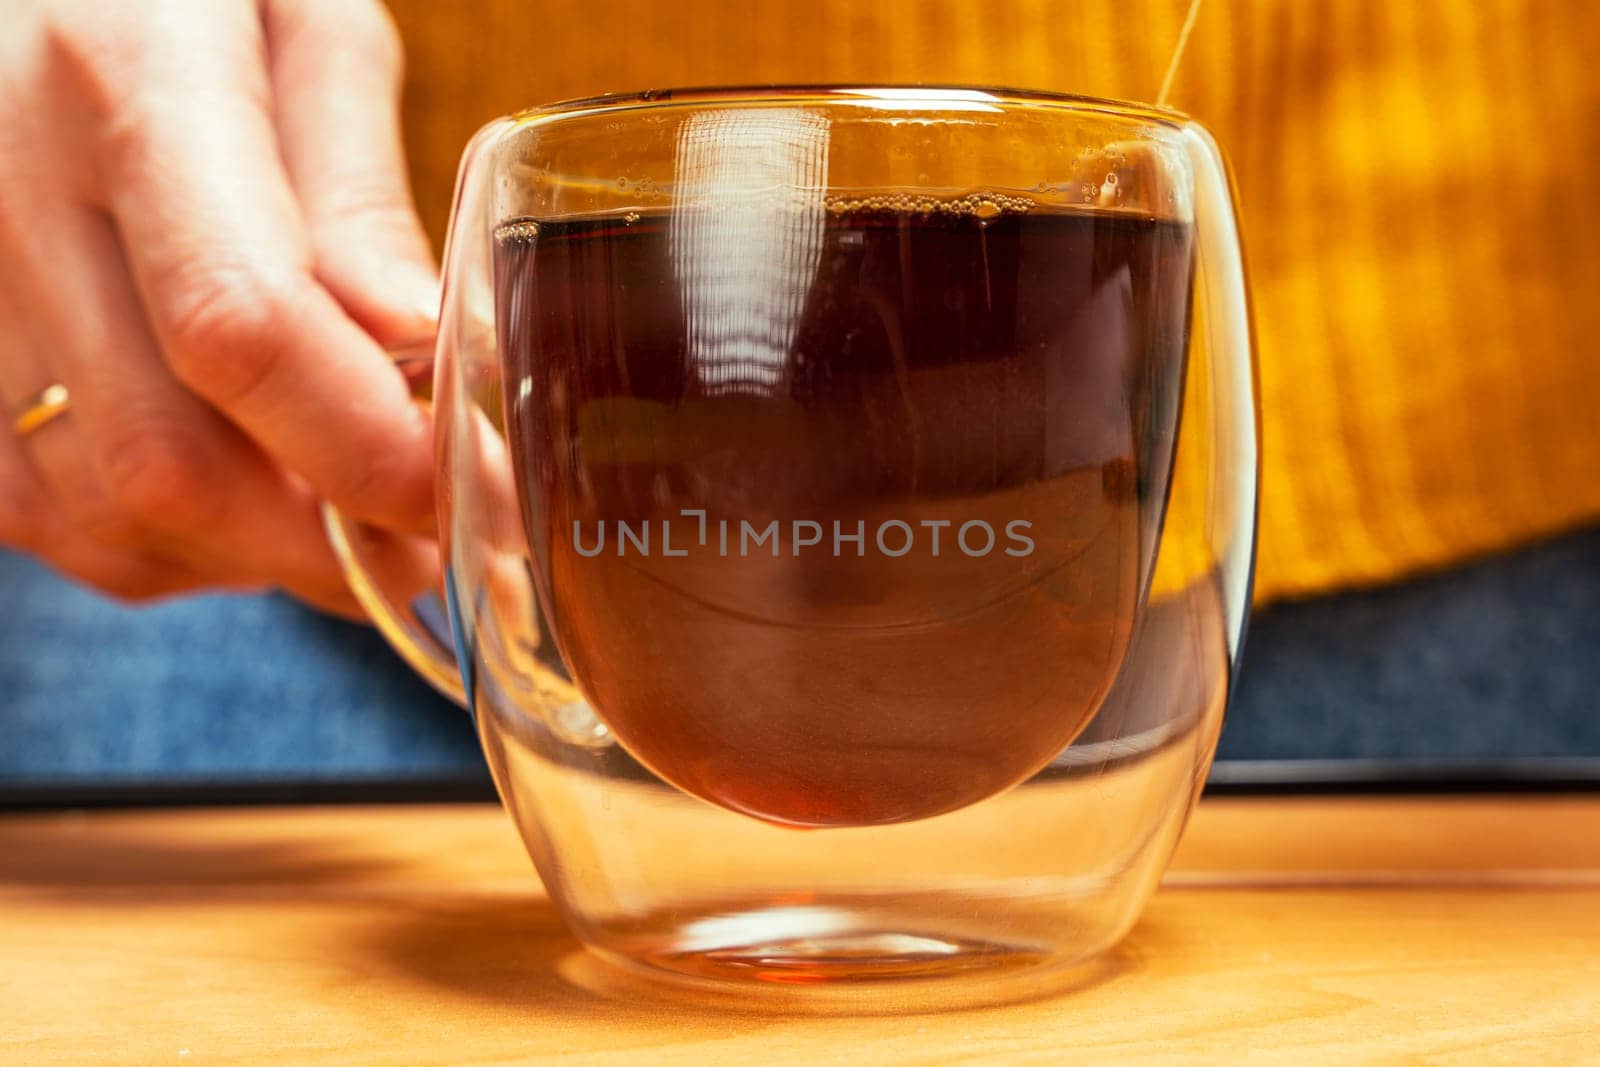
3;797;1597;1065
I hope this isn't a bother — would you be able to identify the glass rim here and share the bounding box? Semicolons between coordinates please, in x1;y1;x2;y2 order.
508;83;1193;128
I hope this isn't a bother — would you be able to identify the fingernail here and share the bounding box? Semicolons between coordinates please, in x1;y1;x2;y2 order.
388;263;442;332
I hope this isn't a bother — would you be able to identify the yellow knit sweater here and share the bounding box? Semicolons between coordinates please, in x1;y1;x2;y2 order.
387;0;1600;605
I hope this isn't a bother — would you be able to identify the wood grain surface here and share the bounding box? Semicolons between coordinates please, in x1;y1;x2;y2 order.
2;797;1597;1065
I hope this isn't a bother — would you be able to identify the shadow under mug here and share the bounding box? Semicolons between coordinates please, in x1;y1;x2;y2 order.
327;85;1258;1008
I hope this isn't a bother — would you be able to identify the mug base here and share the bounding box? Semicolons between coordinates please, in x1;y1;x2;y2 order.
560;898;1131;1013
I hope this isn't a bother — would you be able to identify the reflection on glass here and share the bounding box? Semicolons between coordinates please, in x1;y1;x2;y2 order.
670;109;830;397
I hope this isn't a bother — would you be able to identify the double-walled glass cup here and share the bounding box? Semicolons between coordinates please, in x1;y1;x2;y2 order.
331;86;1258;1006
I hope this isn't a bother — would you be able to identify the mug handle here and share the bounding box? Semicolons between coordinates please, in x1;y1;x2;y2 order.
321;338;467;706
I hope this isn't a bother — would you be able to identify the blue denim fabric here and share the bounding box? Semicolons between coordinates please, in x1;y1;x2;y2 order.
0;552;479;785
1;525;1596;785
1219;524;1600;761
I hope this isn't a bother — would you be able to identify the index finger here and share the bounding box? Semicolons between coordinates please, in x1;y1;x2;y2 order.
77;3;434;529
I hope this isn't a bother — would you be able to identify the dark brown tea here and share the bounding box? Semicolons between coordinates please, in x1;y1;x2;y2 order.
497;197;1194;826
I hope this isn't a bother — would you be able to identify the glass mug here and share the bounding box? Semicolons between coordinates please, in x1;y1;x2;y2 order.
329;86;1258;1005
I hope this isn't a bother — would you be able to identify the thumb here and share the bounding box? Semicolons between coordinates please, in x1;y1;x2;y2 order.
264;0;438;343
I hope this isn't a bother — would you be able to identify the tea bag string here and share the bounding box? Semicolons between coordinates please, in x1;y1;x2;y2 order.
1157;0;1205;107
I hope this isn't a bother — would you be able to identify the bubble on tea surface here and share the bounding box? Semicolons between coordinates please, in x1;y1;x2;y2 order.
824;190;1035;218
1058;142;1189;215
494;219;541;241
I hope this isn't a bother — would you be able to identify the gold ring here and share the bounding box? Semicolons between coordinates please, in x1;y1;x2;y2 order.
11;383;71;438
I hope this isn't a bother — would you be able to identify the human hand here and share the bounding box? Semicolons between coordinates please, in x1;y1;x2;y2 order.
0;0;437;615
